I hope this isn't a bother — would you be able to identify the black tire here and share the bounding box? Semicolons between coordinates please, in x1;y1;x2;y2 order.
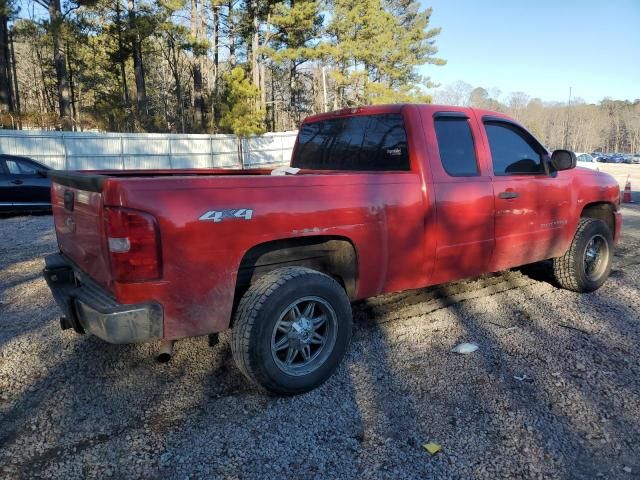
231;266;352;395
553;218;613;293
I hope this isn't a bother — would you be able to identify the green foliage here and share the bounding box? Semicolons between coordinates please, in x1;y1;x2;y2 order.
268;0;323;63
364;82;432;105
326;0;444;105
10;0;447;132
219;67;265;136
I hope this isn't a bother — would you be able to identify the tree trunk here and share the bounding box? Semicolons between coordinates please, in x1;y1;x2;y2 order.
168;35;184;133
250;0;263;116
115;0;129;106
76;82;82;131
0;2;13;113
289;61;296;128
321;65;327;113
259;62;265;114
191;0;204;132
9;30;20;118
249;0;259;87
228;0;235;67
66;42;76;128
193;63;204;131
270;72;275;131
128;0;147;118
30;49;44;115
212;2;220;125
49;0;73;130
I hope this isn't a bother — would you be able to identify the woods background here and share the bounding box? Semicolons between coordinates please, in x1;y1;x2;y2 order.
0;0;638;153
0;0;443;134
433;81;640;154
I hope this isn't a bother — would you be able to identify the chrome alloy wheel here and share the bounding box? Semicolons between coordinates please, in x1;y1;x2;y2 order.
270;296;338;376
583;234;609;281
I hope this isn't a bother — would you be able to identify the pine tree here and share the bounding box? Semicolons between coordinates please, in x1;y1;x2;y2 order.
219;66;265;136
267;0;323;127
7;0;449;132
327;0;444;106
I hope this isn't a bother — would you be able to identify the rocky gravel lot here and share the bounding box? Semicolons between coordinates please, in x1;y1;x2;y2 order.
1;208;640;479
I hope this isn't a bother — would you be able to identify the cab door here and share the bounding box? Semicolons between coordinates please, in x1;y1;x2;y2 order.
0;159;13;206
477;117;572;271
423;110;495;285
2;156;51;205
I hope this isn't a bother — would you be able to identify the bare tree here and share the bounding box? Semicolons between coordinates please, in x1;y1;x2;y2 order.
127;0;147;117
32;0;73;129
0;0;13;112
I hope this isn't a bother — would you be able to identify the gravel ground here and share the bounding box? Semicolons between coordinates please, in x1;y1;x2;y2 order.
1;208;640;479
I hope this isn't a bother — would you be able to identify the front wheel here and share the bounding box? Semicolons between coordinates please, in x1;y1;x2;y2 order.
231;266;352;395
553;218;613;292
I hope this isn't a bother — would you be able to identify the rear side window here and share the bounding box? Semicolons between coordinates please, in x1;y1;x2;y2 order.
5;159;37;175
292;113;410;171
5;160;20;174
485;122;545;175
434;117;479;176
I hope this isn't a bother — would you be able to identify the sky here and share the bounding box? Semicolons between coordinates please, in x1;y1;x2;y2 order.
420;0;640;104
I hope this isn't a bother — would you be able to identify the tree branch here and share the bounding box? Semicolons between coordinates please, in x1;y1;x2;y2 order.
62;4;81;19
32;0;50;10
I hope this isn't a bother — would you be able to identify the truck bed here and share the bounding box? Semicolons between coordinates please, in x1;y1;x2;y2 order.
49;167;424;339
49;168;290;190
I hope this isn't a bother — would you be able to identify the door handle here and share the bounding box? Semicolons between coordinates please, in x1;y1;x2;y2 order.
498;191;519;199
10;179;23;185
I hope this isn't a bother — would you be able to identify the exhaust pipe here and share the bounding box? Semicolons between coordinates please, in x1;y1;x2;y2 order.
156;340;174;363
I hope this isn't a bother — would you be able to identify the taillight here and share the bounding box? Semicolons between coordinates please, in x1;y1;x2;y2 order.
104;207;161;282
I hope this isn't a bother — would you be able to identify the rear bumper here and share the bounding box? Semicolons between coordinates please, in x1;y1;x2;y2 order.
43;253;163;344
0;202;51;213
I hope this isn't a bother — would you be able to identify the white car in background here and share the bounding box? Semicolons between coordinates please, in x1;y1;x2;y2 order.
575;153;600;171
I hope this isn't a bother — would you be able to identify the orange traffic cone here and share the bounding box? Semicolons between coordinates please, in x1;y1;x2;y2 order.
622;175;633;203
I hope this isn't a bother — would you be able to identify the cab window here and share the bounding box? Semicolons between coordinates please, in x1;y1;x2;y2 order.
292;113;410;171
484;121;546;175
434;117;479;176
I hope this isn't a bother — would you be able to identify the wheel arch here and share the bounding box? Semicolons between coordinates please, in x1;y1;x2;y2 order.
580;201;616;237
230;235;359;324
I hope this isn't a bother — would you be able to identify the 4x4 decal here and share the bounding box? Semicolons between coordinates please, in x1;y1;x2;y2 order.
199;208;254;223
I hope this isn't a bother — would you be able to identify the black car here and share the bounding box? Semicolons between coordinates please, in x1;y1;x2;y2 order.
0;155;52;213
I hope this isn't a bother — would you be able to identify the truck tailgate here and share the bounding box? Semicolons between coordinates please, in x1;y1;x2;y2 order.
50;173;112;288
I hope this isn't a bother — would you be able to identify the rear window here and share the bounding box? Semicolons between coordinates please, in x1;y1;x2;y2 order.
292;113;410;171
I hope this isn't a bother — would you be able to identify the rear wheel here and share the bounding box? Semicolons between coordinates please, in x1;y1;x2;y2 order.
553;218;613;292
231;267;352;395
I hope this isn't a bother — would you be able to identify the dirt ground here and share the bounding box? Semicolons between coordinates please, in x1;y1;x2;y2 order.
1;206;639;479
598;163;640;203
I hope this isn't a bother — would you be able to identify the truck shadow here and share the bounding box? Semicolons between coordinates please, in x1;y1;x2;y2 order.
2;209;639;478
1;262;639;478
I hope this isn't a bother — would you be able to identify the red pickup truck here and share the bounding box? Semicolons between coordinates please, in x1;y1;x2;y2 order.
44;104;621;394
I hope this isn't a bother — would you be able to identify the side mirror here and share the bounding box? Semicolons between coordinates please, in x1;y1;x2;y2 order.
550;150;576;171
37;169;49;178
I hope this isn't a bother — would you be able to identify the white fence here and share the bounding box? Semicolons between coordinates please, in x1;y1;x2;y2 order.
0;130;298;170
